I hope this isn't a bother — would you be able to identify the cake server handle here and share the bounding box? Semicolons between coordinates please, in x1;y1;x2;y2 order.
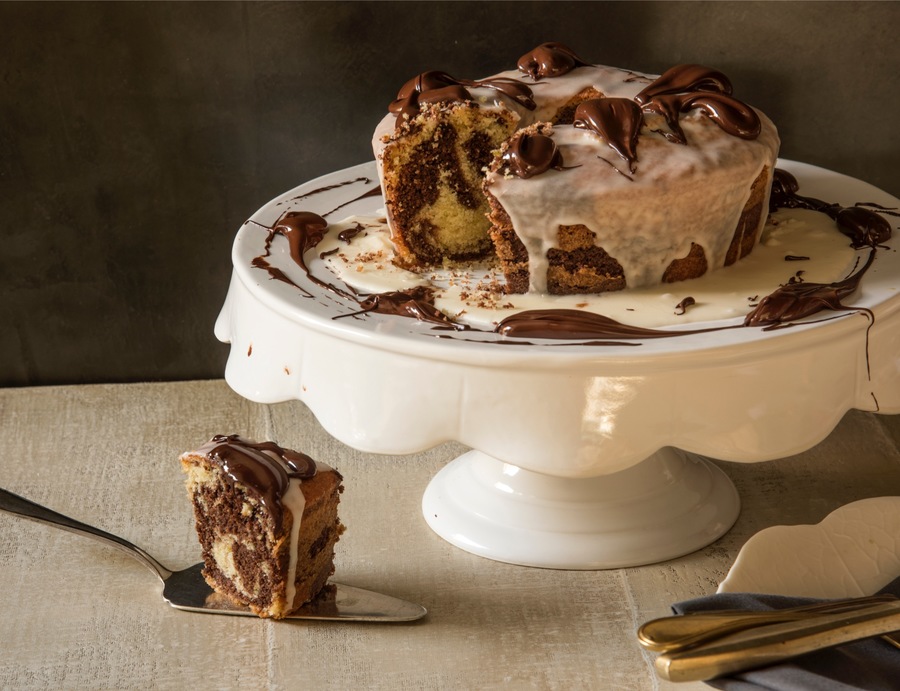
0;486;173;581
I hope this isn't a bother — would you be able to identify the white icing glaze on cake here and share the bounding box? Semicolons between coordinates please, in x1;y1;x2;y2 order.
486;112;779;292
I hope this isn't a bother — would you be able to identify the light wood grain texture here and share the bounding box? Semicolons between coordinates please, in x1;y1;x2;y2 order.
1;381;898;689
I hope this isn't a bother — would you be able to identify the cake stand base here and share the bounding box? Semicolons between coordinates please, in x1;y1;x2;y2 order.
422;448;740;569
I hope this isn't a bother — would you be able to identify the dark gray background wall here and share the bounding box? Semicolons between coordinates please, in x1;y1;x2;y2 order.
2;1;898;386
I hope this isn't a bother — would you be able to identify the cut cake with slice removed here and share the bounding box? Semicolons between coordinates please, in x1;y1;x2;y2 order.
180;434;344;619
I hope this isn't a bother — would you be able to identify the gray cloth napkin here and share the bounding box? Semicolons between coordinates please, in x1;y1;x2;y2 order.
672;576;900;691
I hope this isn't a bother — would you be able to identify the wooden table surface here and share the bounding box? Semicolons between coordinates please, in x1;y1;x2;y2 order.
2;380;899;689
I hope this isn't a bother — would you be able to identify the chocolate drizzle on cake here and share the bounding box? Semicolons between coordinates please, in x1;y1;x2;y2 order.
574;98;643;173
565;63;762;162
517;52;762;150
517;42;590;80
201;434;317;523
516;57;764;180
635;64;733;102
634;64;760;143
501;131;565;178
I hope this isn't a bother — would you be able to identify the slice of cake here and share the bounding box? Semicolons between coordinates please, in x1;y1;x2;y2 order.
180;434;344;619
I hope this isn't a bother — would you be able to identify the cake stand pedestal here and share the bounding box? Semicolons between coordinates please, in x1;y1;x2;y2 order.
422;448;739;569
216;160;900;570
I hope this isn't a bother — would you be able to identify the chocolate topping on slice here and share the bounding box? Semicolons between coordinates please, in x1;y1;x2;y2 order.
202;434;318;524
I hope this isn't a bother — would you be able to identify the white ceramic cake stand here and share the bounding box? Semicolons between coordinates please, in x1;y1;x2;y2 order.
215;160;900;569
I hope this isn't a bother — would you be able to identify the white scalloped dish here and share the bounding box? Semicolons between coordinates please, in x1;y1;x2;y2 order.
216;159;900;569
719;497;900;598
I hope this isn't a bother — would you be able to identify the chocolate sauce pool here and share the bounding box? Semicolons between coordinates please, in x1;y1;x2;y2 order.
247;169;894;346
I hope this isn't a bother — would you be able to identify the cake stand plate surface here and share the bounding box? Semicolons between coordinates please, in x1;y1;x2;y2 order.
216;159;900;569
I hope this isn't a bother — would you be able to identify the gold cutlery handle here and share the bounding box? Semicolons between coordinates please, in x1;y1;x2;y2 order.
638;594;897;652
655;601;900;682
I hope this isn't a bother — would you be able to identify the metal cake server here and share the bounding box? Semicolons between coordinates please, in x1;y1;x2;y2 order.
0;487;426;622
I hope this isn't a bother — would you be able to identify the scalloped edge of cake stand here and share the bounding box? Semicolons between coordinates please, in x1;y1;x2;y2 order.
421;447;740;569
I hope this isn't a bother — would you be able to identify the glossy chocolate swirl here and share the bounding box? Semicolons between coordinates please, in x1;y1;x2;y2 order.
770;169;892;248
274;211;328;258
574;98;643;172
203;434;318;523
744;250;876;327
643;92;761;143
769;168;893;249
634;64;733;103
251;210;346;298
501;131;564;178
836;207;893;248
495;308;722;340
339;286;467;330
634;64;760;144
471;77;537;110
517;42;590;80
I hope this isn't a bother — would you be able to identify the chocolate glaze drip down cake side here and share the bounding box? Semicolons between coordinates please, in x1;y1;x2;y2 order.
181;435;344;619
372;42;781;295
